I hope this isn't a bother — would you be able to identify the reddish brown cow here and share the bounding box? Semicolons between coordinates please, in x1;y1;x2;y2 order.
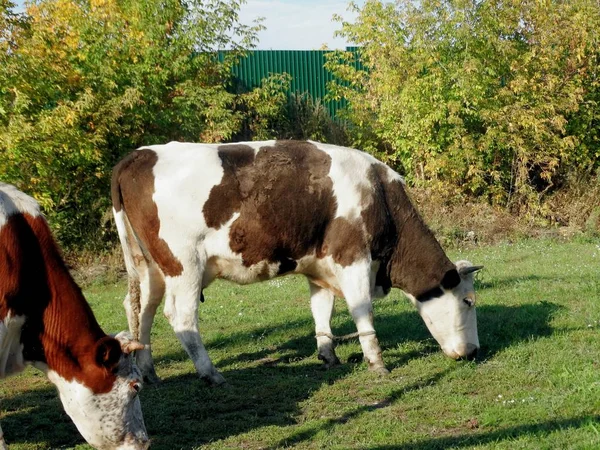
0;182;149;450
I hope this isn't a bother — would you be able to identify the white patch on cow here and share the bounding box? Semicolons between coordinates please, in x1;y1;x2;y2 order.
335;258;386;369
146;143;228;260
113;209;142;281
309;141;376;220
0;314;26;378
47;367;148;450
298;254;342;293
0;182;41;228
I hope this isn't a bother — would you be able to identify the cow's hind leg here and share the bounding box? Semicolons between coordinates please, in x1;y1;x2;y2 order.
338;261;389;375
308;280;340;368
0;422;7;450
133;264;166;384
163;264;225;386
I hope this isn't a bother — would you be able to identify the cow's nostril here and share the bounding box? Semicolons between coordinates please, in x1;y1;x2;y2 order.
466;347;478;360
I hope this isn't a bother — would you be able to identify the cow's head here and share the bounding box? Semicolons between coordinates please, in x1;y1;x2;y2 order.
410;261;482;360
48;332;149;450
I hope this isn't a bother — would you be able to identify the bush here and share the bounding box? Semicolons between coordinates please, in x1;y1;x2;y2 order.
327;0;600;214
0;0;273;249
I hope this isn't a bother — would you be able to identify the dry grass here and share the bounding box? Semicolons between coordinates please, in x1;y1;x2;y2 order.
63;245;126;286
410;180;600;249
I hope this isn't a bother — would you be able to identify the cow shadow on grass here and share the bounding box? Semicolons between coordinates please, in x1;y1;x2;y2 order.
0;380;88;449
137;299;564;448
0;299;565;449
139;361;360;449
154;292;563;374
154;297;563;370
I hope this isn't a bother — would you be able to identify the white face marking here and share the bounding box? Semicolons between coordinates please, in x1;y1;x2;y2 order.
46;353;148;450
0;182;41;228
0;313;26;378
410;264;480;359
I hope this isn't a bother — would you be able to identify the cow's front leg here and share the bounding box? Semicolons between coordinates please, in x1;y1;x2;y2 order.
308;280;340;368
163;275;226;386
339;261;389;375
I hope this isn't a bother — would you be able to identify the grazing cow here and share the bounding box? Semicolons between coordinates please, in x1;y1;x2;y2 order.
0;183;149;450
111;140;482;386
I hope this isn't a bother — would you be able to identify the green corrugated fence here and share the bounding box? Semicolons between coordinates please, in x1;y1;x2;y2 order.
228;48;362;119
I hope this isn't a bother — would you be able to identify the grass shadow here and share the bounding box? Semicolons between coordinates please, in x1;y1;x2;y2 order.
0;383;86;448
475;274;546;290
139;360;358;449
0;298;566;449
153;299;562;376
270;365;457;449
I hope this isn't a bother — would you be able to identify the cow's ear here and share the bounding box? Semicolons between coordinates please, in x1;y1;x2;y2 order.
455;260;484;279
112;330;145;354
458;265;484;278
95;336;122;371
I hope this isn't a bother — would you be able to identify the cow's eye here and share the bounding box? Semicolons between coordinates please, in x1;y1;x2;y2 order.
463;298;474;307
130;381;142;394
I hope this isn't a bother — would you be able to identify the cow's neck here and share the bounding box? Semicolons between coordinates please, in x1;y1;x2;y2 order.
19;216;106;376
384;179;455;298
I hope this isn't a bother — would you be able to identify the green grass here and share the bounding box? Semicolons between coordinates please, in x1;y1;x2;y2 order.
2;239;600;449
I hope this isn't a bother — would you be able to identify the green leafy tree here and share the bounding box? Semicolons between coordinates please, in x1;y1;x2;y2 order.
0;0;267;248
327;0;600;213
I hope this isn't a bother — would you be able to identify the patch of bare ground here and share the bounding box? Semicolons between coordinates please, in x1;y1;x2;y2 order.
64;245;126;286
410;185;598;248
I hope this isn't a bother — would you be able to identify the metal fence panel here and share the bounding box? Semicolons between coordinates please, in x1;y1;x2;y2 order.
229;49;361;119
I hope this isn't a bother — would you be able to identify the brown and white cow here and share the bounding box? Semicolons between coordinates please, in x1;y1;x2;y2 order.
111;140;482;386
0;183;149;450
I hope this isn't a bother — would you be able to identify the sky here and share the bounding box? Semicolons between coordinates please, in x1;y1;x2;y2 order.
239;0;365;50
12;0;365;50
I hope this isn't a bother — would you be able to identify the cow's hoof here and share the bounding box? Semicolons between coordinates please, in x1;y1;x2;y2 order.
368;361;390;376
201;371;227;387
372;366;390;376
318;353;341;369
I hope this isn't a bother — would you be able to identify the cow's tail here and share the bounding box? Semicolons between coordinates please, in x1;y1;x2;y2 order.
111;158;143;339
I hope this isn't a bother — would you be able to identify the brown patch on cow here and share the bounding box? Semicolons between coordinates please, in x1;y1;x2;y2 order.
204;141;338;271
323;217;368;266
361;164;456;298
203;144;256;229
0;213;120;393
112;149;183;277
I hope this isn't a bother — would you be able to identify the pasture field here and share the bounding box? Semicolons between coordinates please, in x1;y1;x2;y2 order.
1;239;600;449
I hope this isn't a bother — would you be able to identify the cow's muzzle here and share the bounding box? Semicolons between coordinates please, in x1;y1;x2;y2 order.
444;343;479;360
116;432;150;450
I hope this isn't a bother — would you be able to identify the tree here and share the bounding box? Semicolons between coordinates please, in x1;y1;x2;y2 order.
327;0;600;212
0;0;272;248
